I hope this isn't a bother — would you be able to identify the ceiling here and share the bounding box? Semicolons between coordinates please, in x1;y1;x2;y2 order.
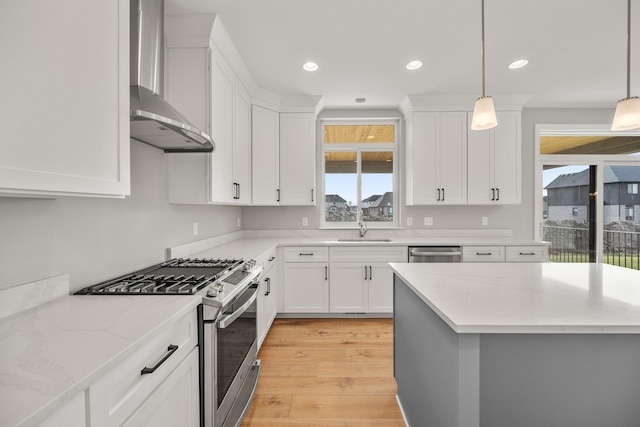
165;0;640;110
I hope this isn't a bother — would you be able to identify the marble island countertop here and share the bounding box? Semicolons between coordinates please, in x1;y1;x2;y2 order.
0;294;201;427
390;262;640;334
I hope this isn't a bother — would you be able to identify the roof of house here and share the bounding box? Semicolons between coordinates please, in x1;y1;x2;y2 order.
368;192;393;207
362;194;382;203
325;194;347;204
545;166;640;189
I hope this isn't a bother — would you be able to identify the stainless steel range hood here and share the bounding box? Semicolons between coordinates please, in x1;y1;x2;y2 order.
130;0;214;153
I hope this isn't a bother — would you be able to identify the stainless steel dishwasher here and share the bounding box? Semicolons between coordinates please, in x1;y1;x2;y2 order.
408;246;462;263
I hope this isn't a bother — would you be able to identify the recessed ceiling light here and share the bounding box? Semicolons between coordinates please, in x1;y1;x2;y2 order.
355;97;367;103
406;60;423;71
302;61;318;72
509;59;529;70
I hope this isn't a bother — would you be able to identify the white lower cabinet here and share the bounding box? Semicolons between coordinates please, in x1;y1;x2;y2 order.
463;245;549;263
283;262;329;312
121;349;199;427
89;310;199;427
258;256;278;348
329;263;369;312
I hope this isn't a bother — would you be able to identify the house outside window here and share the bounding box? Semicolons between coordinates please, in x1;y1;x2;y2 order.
321;120;398;228
629;183;638;195
572;207;579;216
626;205;634;221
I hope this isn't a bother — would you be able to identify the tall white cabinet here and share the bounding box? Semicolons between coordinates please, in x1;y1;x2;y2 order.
165;16;252;205
279;113;317;205
467;111;521;204
405;112;467;205
0;0;130;198
251;106;280;205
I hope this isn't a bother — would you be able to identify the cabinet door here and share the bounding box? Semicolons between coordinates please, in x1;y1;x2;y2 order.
492;111;521;204
121;349;199;427
368;263;395;313
210;50;235;203
467;111;521;204
438;112;467;204
37;393;85;427
408;112;438;204
279;113;316;205
233;87;252;204
283;263;328;312
329;263;368;312
251;105;280;205
0;0;129;198
257;267;278;348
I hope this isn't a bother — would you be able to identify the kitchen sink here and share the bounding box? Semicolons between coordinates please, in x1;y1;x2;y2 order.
337;238;393;242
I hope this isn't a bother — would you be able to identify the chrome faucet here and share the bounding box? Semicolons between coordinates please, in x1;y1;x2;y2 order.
358;212;368;238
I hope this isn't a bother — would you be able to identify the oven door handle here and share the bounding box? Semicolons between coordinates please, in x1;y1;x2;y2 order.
216;286;258;329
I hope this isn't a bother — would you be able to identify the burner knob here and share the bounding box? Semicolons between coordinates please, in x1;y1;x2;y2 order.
206;286;218;297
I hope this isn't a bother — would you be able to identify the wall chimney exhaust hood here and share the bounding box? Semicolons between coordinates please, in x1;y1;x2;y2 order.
130;0;214;153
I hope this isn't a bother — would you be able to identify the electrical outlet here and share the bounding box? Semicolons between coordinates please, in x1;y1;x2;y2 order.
237;217;241;228
406;217;412;226
302;217;308;226
424;217;433;226
193;222;199;235
482;216;488;226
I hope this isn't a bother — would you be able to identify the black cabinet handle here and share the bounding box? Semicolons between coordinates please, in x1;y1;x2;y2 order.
476;252;493;256
491;188;495;201
265;277;271;295
276;188;280;202
496;188;500;201
299;252;314;256
324;266;328;280
519;252;536;256
311;189;314;202
268;256;276;262
141;345;178;375
237;183;240;200
442;188;445;201
369;266;372;280
364;266;368;280
437;188;441;201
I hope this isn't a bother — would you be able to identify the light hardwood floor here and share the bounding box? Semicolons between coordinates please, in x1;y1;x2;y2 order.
241;318;406;427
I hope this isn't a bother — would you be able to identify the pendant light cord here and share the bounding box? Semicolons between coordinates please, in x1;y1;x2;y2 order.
481;0;486;97
627;0;631;99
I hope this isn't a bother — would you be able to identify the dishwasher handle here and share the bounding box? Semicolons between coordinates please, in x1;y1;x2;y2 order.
409;248;462;257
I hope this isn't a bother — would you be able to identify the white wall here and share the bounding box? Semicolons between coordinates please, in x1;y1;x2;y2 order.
0;141;241;293
243;107;616;239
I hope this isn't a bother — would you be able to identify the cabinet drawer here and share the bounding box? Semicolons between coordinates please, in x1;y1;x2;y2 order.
505;246;548;262
283;246;329;262
89;310;198;427
257;246;277;271
330;246;408;262
463;246;505;262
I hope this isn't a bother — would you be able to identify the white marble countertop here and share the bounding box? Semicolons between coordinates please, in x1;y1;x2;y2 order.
390;262;640;334
0;294;201;427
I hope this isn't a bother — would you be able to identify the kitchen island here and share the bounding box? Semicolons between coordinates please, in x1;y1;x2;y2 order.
390;262;640;427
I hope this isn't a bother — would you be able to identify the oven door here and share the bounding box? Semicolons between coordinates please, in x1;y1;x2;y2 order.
203;284;260;427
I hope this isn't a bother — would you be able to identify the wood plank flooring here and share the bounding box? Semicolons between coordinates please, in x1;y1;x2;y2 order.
241;318;406;427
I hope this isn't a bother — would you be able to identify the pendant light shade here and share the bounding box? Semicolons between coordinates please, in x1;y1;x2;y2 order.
471;96;498;130
471;0;497;130
612;0;640;131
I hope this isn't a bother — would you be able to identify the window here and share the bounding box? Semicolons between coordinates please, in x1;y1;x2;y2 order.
626;206;635;221
322;121;398;228
628;183;638;194
572;207;579;216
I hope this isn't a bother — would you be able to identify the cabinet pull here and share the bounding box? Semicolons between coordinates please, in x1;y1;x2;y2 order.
519;252;536;256
369;266;372;280
491;188;495;201
237;183;241;200
276;188;280;202
268;256;276;262
141;344;179;375
311;189;314;202
324;266;328;280
364;266;368;280
299;252;314;256
476;252;493;256
496;188;500;201
265;277;271;295
437;188;441;201
441;188;445;201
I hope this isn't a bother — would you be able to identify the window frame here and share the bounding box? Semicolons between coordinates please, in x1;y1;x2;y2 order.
320;118;400;229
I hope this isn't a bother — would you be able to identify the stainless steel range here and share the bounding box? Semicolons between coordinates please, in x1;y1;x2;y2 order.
77;258;262;427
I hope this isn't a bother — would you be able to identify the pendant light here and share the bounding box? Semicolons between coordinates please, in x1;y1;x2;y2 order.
612;0;640;131
471;0;498;130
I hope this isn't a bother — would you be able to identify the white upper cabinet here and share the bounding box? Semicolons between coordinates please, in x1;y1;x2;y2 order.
251;105;280;205
406;112;467;205
467;111;521;204
0;0;130;198
165;16;252;205
279;112;317;206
